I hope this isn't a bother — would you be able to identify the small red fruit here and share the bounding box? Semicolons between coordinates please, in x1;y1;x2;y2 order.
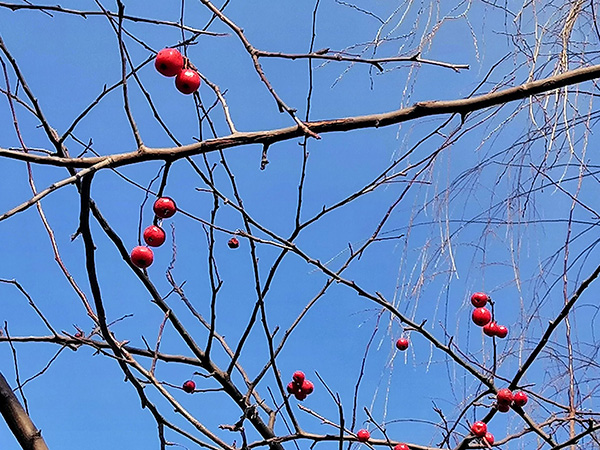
155;48;184;77
153;197;177;218
182;380;196;393
228;237;240;249
394;444;410;450
130;246;154;268
483;321;499;337
495;325;508;338
292;370;305;385
396;337;409;351
143;225;166;247
513;391;528;407
470;421;487;438
497;403;510;413
472;307;492;326
300;380;314;395
294;391;307;401
470;292;489;307
484;432;494;445
356;429;370;442
496;388;513;405
287;382;299;394
175;69;201;94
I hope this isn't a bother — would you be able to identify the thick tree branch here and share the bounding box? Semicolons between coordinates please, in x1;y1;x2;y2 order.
1;63;599;169
0;371;50;450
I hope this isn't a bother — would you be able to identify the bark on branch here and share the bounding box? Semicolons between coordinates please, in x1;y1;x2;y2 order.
0;371;50;450
1;63;600;169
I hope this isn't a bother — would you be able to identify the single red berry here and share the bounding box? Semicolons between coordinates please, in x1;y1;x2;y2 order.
470;292;489;307
497;402;510;413
182;380;196;393
300;380;314;395
484;432;494;445
396;337;409;351
483;321;499;337
470;421;487;438
292;370;305;385
153;197;177;219
287;381;299;394
294;391;307;401
143;225;166;247
495;325;508;338
472;307;492;326
228;237;240;249
175;69;201;94
394;444;410;450
356;429;370;442
513;391;528;407
496;388;513;405
155;48;184;77
130;246;154;268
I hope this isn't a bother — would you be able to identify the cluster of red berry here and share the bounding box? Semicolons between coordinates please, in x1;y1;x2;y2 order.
470;292;508;338
155;48;201;95
355;429;409;449
286;371;314;401
496;388;528;412
130;197;177;269
467;389;529;444
470;421;494;446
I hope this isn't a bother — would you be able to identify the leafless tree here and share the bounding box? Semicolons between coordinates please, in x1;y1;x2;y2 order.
1;1;600;449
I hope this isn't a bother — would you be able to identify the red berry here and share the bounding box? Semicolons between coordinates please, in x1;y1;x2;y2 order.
495;325;508;338
394;444;410;450
155;48;184;77
497;403;510;413
356;429;370;442
513;391;528;407
483;321;499;337
484;432;494;445
287;381;299;394
470;421;487;438
228;237;240;249
292;371;305;385
496;388;513;405
175;69;201;94
182;380;195;393
396;337;409;351
472;307;492;326
153;197;177;219
470;292;489;307
294;391;307;401
300;380;314;395
143;225;166;247
130;246;154;268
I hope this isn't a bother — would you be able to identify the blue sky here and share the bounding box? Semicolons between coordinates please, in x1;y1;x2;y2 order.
1;1;599;449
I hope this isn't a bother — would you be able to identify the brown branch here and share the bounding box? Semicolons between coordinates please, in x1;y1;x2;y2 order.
0;371;49;450
2;63;600;169
255;49;469;72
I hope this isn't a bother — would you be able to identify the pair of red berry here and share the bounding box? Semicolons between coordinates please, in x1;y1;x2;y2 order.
155;48;201;95
356;430;409;449
470;292;508;338
130;197;177;269
286;371;314;401
470;421;494;445
496;388;528;412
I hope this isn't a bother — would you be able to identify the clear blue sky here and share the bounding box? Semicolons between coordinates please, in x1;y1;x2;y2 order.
1;1;599;449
